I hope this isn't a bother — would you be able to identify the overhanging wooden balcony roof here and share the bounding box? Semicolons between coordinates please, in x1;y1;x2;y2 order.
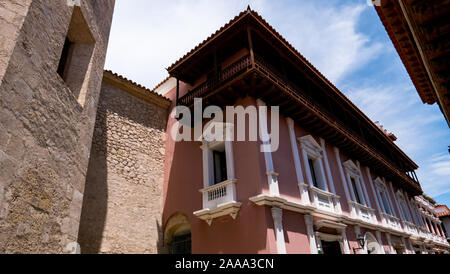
167;7;422;195
375;0;450;126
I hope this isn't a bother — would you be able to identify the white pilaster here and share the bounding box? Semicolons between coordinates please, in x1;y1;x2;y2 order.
271;207;286;254
257;99;279;196
286;118;309;204
334;147;354;215
224;141;235;181
320;138;341;213
406;238;415;254
304;215;318;254
375;231;386;254
341;229;351;254
401;237;411;254
201;142;214;188
386;233;396;254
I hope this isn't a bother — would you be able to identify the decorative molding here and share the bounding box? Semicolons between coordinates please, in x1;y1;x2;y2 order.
314;219;347;232
375;231;386;254
286;118;308;205
194;202;242;226
304;215;318;254
298;135;322;157
315;231;343;242
342;159;360;177
257;99;279;196
271;207;287;254
334;147;352;203
199;179;237;194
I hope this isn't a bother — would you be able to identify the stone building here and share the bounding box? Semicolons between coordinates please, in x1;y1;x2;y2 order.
161;7;450;254
0;0;115;253
1;2;449;255
77;71;170;254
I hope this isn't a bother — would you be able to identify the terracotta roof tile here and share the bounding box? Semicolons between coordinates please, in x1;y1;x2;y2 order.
103;70;172;108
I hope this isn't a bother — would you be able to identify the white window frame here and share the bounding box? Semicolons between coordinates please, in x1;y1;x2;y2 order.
374;178;393;216
396;191;412;223
299;135;328;192
342;160;366;206
201;122;236;188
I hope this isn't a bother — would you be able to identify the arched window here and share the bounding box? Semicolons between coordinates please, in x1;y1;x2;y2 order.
164;212;191;254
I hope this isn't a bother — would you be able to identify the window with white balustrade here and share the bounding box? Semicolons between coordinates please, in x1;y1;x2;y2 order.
194;122;241;225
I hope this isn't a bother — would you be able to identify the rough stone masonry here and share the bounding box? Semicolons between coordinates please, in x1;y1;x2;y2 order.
0;0;115;253
77;71;171;254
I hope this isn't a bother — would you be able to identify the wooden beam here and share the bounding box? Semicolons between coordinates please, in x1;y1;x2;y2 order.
247;27;255;68
176;78;180;106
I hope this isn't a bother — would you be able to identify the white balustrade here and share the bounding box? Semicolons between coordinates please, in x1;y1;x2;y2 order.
308;186;340;214
200;179;237;210
349;201;377;224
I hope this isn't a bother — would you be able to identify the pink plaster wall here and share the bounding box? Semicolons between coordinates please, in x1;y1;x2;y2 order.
283;211;310;254
160;78;428;253
162;94;278;254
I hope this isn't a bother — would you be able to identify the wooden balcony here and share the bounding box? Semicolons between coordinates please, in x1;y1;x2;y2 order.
177;52;421;195
178;54;252;106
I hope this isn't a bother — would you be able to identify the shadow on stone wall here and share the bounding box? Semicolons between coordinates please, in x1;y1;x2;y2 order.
77;88;108;254
77;83;168;254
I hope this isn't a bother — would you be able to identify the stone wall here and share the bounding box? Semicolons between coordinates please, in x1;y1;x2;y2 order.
77;75;170;254
0;0;32;83
0;0;115;253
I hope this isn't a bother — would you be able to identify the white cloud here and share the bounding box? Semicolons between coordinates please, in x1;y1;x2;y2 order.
105;0;381;88
346;82;450;198
256;2;383;83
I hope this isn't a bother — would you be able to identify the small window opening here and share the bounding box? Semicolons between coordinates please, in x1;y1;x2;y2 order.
351;177;362;204
57;6;95;107
308;158;319;188
213;149;227;185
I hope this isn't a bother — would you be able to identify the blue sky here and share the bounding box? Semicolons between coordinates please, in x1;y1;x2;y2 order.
105;0;450;205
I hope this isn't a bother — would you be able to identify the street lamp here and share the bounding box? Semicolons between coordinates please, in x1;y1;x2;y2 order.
353;234;366;254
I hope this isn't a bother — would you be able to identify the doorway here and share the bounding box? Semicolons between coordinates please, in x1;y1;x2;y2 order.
322;241;342;255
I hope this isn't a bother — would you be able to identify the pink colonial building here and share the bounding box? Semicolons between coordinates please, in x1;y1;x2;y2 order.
158;8;450;254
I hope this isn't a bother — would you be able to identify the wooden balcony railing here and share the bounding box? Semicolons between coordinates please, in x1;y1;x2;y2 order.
178;53;420;190
253;54;421;189
178;54;252;106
